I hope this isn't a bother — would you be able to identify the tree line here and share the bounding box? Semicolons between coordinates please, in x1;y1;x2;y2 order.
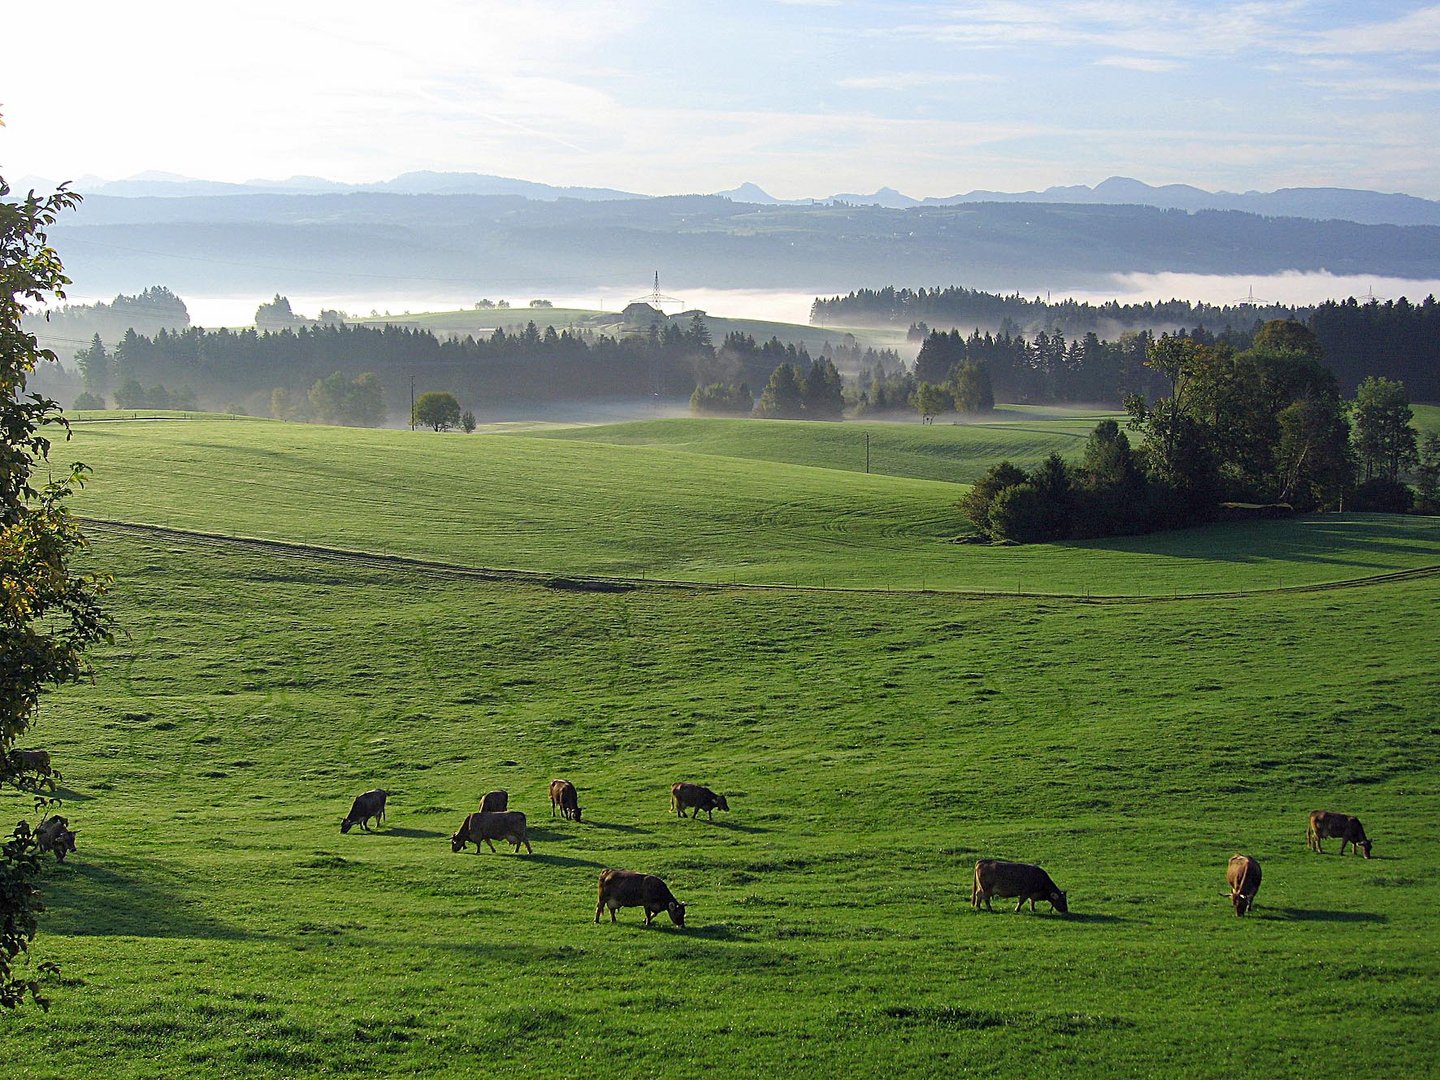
962;321;1437;544
815;286;1440;400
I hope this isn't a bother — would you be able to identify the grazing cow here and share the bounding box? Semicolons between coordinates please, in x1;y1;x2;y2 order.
550;779;582;822
35;816;76;863
1226;854;1262;917
340;788;389;834
14;749;52;774
451;810;533;854
671;782;729;821
594;868;686;927
1308;811;1372;858
971;859;1069;914
478;789;508;814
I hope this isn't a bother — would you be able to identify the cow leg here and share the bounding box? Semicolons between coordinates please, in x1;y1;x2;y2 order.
706;809;713;821
644;909;654;926
610;906;618;923
524;838;533;854
485;838;497;854
1030;898;1038;913
1015;897;1025;913
595;902;603;924
983;895;993;912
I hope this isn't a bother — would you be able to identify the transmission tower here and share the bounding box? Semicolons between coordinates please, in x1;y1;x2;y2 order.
629;271;685;313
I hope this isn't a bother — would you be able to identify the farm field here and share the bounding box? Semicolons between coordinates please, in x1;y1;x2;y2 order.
5;527;1439;1078
527;411;1115;482
64;417;1440;596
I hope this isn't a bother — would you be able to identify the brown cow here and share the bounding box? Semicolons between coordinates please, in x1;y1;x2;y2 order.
971;859;1068;914
1226;854;1262;917
451;810;533;854
1308;811;1371;858
594;869;686;927
14;749;52;774
340;788;389;834
671;782;729;821
35;816;76;863
478;789;508;814
550;779;582;822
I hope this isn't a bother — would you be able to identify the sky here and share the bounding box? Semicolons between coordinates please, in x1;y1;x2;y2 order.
4;0;1440;199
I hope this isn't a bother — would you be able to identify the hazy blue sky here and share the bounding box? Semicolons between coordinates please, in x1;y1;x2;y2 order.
6;1;1440;198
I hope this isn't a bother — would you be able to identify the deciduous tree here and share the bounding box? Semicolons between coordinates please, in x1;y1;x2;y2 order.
1;162;113;1009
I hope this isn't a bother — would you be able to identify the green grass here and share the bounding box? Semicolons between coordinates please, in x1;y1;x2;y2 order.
4;532;1438;1077
528;412;1113;482
64;417;1440;595
1412;403;1440;436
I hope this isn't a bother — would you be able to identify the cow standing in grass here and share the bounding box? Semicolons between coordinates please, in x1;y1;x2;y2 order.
671;782;728;821
1308;811;1372;858
451;810;533;854
550;779;582;822
340;788;389;834
971;859;1068;914
1226;854;1262;917
594;869;686;927
478;789;508;814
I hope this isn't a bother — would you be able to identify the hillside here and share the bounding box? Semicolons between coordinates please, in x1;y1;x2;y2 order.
6;520;1438;1077
60;417;1440;595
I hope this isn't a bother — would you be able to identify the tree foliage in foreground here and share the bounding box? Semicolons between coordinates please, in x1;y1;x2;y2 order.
1;160;112;1009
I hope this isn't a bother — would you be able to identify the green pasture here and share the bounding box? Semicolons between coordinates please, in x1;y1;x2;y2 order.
1412;402;1440;436
63;417;1440;595
528;413;1111;482
4;532;1438;1078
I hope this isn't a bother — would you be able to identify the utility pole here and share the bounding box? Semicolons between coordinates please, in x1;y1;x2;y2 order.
865;433;870;474
410;375;416;431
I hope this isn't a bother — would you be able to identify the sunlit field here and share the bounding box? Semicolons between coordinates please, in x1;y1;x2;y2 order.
4;413;1437;1077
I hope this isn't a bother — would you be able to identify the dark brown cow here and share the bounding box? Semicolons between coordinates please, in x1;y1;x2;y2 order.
971;859;1068;914
1308;811;1371;858
451;810;533;854
1226;854;1262;917
670;782;729;821
594;869;686;927
14;749;52;774
35;816;76;863
550;779;582;822
478;789;508;814
340;788;388;834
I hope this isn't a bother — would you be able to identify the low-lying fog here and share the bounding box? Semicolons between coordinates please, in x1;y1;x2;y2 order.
61;272;1440;331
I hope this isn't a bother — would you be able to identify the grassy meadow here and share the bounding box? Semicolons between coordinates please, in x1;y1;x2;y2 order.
61;417;1440;595
3;413;1438;1077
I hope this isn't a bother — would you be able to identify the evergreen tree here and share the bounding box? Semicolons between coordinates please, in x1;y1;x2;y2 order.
755;363;804;419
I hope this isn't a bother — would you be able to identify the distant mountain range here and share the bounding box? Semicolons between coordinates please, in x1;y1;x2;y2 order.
46;190;1440;301
16;171;1440;227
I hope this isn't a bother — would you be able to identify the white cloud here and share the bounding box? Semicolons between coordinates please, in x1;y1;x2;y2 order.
837;72;994;89
1094;56;1183;72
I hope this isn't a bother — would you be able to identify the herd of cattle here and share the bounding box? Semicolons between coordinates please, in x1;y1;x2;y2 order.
336;778;730;924
16;745;1376;925
333;774;1377;924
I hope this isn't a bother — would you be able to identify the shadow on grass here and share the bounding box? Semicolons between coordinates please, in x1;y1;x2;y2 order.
526;853;608;870
51;786;96;802
684;923;751;941
1062;912;1128;924
373;826;447;840
43;858;256;940
1268;907;1388;924
586;820;648;834
704;819;772;834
